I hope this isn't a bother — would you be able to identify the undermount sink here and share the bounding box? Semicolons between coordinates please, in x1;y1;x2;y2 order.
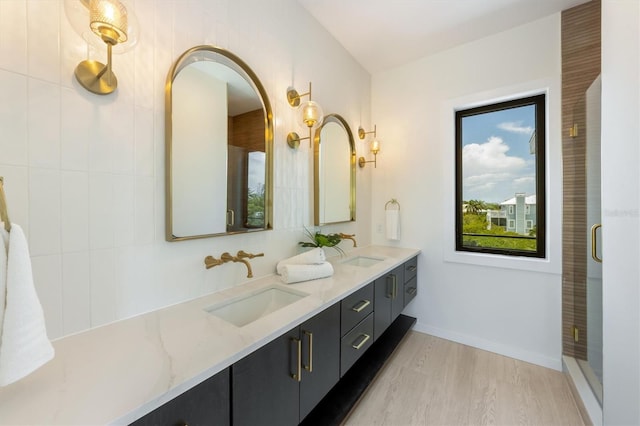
341;255;385;267
204;285;309;327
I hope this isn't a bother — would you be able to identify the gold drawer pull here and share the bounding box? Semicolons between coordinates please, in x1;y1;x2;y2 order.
303;330;313;372
291;337;302;382
407;287;417;296
351;299;371;313
407;265;417;272
352;333;371;350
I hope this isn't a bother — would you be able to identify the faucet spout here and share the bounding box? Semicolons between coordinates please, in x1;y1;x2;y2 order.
339;233;357;247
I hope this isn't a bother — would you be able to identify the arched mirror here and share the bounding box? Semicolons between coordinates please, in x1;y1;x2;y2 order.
165;45;273;241
314;113;356;225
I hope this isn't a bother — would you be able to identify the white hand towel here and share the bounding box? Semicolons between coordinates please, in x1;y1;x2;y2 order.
386;209;400;240
0;227;7;338
0;224;55;386
279;262;334;284
276;247;326;275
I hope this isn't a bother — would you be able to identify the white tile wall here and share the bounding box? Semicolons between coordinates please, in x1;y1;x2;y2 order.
0;0;372;339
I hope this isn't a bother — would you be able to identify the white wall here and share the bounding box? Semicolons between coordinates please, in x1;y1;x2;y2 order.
601;1;640;424
371;14;563;369
0;0;372;339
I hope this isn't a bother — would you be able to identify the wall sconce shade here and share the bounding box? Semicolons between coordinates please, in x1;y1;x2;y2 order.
358;125;381;168
67;0;136;95
287;82;324;149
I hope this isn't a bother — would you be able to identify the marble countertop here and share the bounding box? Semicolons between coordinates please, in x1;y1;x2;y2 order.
0;245;419;425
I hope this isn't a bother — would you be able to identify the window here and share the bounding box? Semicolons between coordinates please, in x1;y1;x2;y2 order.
455;94;545;258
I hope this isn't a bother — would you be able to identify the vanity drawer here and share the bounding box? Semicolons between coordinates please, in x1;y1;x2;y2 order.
404;276;417;307
341;282;374;336
340;313;374;377
404;256;418;283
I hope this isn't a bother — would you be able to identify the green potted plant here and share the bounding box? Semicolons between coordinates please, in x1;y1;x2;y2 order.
299;227;345;256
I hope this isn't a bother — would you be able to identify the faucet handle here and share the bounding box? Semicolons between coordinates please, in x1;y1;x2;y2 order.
237;250;264;259
220;252;235;262
204;255;224;269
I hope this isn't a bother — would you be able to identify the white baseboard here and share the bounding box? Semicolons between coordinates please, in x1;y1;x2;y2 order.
413;321;562;371
563;355;603;425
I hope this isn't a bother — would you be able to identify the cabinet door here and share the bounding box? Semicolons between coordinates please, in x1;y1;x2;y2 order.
129;368;230;426
390;265;405;320
374;265;404;341
232;328;300;426
299;303;340;421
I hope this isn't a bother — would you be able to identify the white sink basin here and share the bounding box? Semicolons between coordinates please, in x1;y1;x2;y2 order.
341;255;385;267
204;285;309;327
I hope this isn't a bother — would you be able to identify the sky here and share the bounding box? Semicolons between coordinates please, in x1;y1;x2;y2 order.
461;104;536;204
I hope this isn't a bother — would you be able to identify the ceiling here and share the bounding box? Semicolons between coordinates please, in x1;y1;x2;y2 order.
297;0;591;74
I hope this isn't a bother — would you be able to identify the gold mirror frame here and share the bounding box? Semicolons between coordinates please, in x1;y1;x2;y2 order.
165;45;274;241
314;113;356;225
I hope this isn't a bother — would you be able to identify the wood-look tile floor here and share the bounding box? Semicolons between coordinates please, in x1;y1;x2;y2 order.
343;331;585;426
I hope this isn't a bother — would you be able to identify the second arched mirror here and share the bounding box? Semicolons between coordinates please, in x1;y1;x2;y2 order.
314;114;356;225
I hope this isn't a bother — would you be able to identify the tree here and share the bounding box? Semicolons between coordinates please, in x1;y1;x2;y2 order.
466;199;487;215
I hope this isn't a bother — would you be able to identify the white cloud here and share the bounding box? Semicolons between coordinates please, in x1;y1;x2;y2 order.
497;121;533;135
462;136;530;201
463;136;525;177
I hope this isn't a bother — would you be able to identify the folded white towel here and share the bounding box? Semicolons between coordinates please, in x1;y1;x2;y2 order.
279;262;334;284
276;247;326;275
386;209;400;240
0;224;55;386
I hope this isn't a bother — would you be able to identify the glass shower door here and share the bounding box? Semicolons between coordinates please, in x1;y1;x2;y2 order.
581;75;603;404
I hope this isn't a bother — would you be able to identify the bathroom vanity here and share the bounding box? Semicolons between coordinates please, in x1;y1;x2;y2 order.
0;246;419;425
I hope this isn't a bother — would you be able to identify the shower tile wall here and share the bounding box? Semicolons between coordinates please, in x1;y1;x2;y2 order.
561;0;601;359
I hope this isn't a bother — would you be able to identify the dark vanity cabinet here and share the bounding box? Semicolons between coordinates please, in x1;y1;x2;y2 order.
403;256;418;306
129;368;230;426
340;282;375;376
232;303;341;426
373;265;405;341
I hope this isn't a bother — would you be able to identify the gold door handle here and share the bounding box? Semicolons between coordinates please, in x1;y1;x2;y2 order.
227;209;235;226
291;337;302;382
303;330;313;372
352;333;371;350
351;300;371;313
392;275;398;299
591;223;602;263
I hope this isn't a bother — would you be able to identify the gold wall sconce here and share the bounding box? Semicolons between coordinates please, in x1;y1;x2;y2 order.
65;0;138;95
286;82;324;149
358;125;381;168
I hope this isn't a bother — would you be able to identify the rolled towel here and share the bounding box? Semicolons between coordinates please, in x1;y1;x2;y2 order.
0;224;55;386
386;209;400;240
279;262;334;284
276;247;326;275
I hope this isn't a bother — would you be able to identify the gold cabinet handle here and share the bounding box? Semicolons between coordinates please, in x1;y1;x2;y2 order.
407;265;417;272
227;209;235;226
351;299;371;313
352;333;371;350
591;223;602;263
392;275;398;299
407;287;417;296
303;330;313;372
291;337;302;382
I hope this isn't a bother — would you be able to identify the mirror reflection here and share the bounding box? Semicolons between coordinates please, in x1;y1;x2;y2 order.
166;46;273;241
314;114;356;225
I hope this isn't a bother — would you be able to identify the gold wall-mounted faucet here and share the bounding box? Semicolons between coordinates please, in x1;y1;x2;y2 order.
339;233;357;247
209;251;264;278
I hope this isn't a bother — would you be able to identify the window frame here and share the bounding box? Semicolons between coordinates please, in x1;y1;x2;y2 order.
455;94;546;258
